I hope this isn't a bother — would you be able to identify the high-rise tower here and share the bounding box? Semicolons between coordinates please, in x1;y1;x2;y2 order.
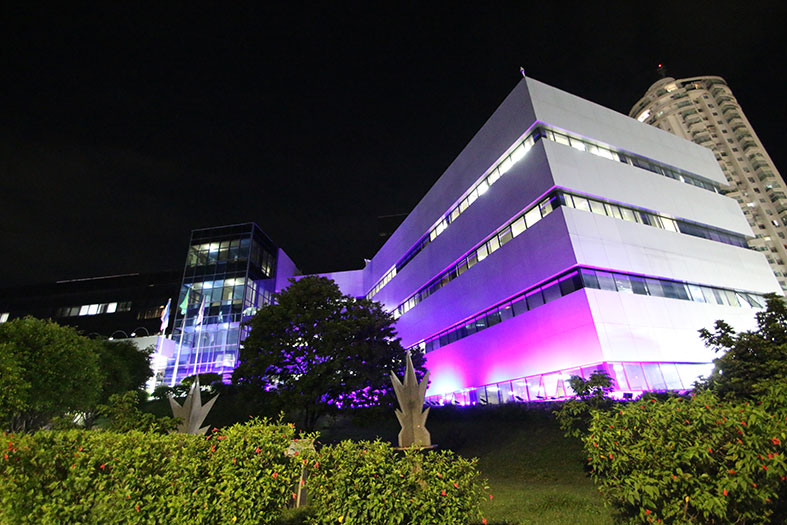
630;76;787;291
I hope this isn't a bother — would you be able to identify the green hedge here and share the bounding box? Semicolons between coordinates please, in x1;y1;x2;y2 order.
1;419;305;524
306;439;488;524
585;387;787;524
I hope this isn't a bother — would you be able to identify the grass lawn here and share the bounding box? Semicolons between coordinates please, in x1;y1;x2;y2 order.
319;405;614;525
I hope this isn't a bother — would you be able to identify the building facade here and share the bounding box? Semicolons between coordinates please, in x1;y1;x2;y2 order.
162;223;298;385
0;271;180;338
630;76;787;291
325;77;779;403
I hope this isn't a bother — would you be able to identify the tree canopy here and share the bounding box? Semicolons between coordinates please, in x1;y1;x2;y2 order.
699;293;787;399
0;317;103;431
232;276;425;430
0;317;155;431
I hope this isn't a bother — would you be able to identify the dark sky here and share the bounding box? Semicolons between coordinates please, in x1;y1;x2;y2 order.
3;3;786;286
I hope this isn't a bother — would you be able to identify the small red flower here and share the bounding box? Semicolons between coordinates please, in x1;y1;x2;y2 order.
135;505;140;513
482;519;487;524
741;421;747;426
255;447;260;453
2;454;7;460
100;464;106;470
441;490;446;496
292;493;297;500
210;445;215;453
436;472;442;478
762;465;768;470
489;494;493;500
723;489;728;496
645;509;651;514
272;472;278;478
729;469;736;474
454;482;459;488
708;448;712;453
640;405;645;409
773;437;781;446
608;453;613;459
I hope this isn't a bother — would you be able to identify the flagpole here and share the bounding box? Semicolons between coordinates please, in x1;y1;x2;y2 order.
191;297;207;378
170;313;188;387
170;290;191;387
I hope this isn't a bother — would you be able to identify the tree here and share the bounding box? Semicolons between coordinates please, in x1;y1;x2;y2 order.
0;317;103;431
233;276;425;430
556;370;614;439
699;293;787;399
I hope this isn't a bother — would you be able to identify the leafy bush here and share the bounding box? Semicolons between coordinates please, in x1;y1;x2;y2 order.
97;391;179;433
584;386;787;524
0;419;308;523
556;370;614;439
306;439;488;524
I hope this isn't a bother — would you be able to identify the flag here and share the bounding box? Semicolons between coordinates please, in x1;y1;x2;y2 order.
178;289;190;315
195;297;206;327
160;298;171;333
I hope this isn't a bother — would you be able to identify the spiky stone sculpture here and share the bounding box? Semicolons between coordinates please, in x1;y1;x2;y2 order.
169;376;219;434
390;352;431;448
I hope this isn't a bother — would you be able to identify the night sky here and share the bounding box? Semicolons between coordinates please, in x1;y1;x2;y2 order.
4;3;786;287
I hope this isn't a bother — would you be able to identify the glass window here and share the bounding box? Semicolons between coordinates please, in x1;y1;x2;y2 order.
468;190;479;205
486;310;502;327
687;284;705;302
620;207;638;222
623;363;648;390
511;298;528;316
559;272;582;295
499;227;513;246
524;207;542;228
476;244;489;262
450;207;460;222
581;268;600;289
642;363;667;390
499;157;513;175
562;194;575;208
499;303;514;321
661;217;679;232
459;198;469;213
614;274;633;294
630;276;648;295
474;316;488;332
572;196;591;212
589;199;607;215
488;236;500;254
464;320;477;336
569;137;585;151
487;168;500;185
511;216;526;237
510;143;527;163
597;272;617;291
607;204;623;220
526;289;545;309
456;260;469;276
542;281;562;303
477;179;489;196
466;252;478;269
553;132;570;146
539;197;554;216
106;302;117;313
723;289;740;307
662;281;690;300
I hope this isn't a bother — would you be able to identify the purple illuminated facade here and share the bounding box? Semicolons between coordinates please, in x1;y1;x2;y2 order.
319;77;780;403
162;77;780;403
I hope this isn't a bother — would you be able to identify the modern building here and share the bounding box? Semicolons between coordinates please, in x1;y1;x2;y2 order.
318;76;779;404
162;223;298;385
630;75;787;291
3;76;781;404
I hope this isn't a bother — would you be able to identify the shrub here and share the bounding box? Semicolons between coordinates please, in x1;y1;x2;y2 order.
556;371;614;439
584;386;787;524
306;439;488;524
0;419;308;524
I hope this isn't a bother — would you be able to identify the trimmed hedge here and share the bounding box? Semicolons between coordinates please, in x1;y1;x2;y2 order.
1;419;306;524
306;439;488;524
585;387;787;524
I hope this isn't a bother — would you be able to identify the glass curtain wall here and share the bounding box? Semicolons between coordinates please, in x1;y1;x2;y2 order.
163;223;278;385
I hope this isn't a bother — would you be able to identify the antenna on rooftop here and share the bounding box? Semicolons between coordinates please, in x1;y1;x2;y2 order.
520;66;526;78
657;63;666;78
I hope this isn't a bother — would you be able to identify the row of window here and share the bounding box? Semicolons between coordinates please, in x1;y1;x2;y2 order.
368;124;721;300
55;301;133;318
541;128;720;193
367;132;541;299
187;238;251;267
413;267;765;354
395;188;747;318
425;361;713;405
395;191;558;317
560;191;748;248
